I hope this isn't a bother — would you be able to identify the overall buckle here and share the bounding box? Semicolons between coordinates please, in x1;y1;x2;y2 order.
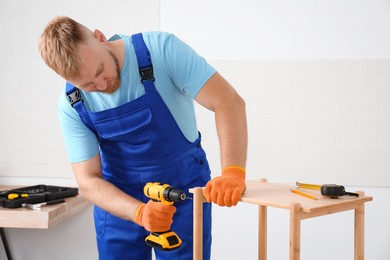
139;66;155;83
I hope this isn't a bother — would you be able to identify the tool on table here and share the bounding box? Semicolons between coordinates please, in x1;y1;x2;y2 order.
290;188;317;200
21;199;65;210
143;182;189;251
7;193;45;200
296;182;359;199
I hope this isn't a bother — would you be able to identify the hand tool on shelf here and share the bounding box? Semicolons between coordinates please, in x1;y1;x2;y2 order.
21;199;65;210
143;182;189;251
296;182;359;199
7;193;45;200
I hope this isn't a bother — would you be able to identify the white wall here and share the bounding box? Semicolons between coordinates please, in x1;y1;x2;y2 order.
161;0;390;187
161;0;390;60
0;0;389;259
0;0;160;181
200;60;390;187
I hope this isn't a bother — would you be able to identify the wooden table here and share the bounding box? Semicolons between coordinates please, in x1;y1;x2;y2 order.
0;185;91;260
190;179;373;260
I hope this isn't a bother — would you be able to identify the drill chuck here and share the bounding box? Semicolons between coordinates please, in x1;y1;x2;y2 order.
163;186;186;202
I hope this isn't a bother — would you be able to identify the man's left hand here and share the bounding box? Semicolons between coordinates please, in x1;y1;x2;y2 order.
203;166;246;207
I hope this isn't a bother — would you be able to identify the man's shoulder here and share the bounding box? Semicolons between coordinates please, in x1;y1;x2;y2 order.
109;31;174;41
141;31;174;38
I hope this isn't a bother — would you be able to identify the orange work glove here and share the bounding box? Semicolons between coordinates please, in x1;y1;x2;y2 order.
134;200;176;232
203;166;246;207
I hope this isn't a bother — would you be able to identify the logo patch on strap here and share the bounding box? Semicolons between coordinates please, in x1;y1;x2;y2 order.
67;89;82;107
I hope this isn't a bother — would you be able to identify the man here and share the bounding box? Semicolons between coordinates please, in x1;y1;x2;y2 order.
39;16;247;260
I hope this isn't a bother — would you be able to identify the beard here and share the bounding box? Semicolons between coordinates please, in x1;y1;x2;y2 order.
101;50;121;94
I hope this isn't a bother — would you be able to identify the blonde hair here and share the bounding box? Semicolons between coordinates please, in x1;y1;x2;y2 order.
38;16;87;80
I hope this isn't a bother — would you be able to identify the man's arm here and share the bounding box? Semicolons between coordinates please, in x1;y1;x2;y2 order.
72;154;176;232
71;154;142;221
195;72;248;206
195;72;247;169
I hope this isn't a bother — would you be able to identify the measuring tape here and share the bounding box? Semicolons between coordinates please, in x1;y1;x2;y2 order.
295;182;321;191
296;182;359;199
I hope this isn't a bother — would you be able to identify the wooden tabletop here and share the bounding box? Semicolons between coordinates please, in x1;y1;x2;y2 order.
241;180;373;218
0;185;92;229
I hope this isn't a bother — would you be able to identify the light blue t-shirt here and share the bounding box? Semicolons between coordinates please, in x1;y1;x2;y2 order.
58;32;216;163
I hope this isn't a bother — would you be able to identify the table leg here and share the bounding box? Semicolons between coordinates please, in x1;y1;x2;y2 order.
0;228;13;260
354;202;365;260
258;205;267;260
193;187;203;260
290;203;301;260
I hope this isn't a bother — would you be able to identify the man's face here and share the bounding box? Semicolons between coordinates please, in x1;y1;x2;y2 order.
71;42;121;94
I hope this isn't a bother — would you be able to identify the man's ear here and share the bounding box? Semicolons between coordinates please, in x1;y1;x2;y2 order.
93;29;107;43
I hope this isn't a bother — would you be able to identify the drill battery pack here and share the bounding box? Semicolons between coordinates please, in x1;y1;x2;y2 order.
145;230;183;251
0;184;78;209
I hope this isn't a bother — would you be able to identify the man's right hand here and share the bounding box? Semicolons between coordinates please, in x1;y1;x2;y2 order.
135;200;176;232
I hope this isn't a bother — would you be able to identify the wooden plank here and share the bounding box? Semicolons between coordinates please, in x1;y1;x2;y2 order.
190;187;205;260
354;192;365;260
290;203;301;260
258;205;267;260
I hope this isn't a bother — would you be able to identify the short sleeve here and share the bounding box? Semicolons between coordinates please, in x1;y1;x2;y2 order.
57;90;100;163
146;32;216;99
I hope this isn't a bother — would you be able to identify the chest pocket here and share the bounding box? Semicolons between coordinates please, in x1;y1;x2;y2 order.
93;106;152;139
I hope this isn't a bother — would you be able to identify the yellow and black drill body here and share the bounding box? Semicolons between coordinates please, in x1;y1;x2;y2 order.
143;182;187;251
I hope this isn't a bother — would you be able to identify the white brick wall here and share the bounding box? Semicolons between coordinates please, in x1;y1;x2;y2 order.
0;0;160;183
200;60;390;186
1;2;389;260
0;0;389;187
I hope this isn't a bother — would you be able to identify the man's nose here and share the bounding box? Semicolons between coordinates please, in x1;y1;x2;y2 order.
95;78;108;91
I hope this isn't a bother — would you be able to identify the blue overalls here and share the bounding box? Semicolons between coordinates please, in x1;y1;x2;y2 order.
65;33;212;260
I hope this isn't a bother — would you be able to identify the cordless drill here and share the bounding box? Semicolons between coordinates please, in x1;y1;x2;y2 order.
143;182;187;251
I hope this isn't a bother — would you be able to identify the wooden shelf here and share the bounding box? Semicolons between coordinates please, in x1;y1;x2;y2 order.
0;185;91;229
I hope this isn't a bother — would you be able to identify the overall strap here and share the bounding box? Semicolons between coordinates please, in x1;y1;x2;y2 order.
65;82;98;136
131;33;156;93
